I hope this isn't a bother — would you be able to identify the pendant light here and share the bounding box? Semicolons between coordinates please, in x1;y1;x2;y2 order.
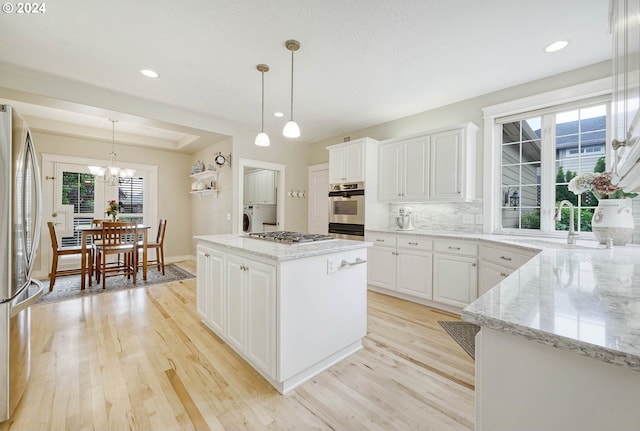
255;64;271;147
282;39;301;138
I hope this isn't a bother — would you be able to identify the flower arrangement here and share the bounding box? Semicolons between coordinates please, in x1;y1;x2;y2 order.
568;172;637;200
105;200;119;221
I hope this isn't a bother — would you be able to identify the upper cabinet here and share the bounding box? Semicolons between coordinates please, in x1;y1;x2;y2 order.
378;123;478;202
328;139;365;183
611;0;640;190
378;136;430;201
244;169;276;205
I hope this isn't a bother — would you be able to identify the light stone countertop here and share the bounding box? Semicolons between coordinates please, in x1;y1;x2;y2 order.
367;228;640;371
194;234;370;262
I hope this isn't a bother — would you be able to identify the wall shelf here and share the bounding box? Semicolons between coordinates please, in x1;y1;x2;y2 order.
190;170;219;198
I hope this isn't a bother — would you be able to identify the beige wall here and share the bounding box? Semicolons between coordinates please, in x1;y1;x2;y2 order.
33;132;193;269
307;61;612;199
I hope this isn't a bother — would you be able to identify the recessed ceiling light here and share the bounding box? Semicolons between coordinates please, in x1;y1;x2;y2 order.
273;112;284;118
139;69;159;78
544;40;569;53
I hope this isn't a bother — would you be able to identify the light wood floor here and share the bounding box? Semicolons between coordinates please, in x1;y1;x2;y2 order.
1;261;475;431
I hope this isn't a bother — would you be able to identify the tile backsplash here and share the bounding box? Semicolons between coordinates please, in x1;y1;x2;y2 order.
388;202;484;233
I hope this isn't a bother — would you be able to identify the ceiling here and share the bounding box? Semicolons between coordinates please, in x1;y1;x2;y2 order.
0;0;611;151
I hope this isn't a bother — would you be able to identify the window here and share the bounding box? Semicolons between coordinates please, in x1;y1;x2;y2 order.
118;177;144;223
496;101;609;235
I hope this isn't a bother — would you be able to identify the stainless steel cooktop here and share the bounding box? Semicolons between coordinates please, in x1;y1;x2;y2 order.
247;231;336;244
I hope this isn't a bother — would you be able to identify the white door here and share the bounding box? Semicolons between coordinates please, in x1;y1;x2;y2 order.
367;246;396;290
402;136;430;201
328;147;346;183
308;165;329;234
344;142;364;183
433;253;478;307
207;249;226;334
430;129;463;200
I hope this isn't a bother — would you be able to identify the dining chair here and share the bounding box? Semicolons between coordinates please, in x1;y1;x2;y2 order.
138;219;167;275
47;222;90;291
94;221;138;289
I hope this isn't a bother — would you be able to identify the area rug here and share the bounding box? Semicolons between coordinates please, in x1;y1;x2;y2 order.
438;321;481;360
35;263;196;305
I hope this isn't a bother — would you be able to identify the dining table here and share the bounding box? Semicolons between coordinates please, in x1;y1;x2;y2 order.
77;224;150;290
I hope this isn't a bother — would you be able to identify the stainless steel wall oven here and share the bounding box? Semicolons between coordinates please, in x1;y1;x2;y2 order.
328;182;364;240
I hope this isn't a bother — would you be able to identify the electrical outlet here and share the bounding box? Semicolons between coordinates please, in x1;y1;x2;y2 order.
226;213;231;220
463;214;474;224
475;214;483;224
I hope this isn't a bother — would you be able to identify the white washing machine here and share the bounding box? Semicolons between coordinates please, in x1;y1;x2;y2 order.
243;205;276;233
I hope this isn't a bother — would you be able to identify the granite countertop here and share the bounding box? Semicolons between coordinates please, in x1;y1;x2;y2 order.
195;234;370;262
367;227;640;371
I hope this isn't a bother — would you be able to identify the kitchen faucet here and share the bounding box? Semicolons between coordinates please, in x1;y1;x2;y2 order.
554;200;578;245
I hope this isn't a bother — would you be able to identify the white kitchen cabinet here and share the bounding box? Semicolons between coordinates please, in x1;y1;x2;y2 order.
328;140;365;183
244;170;276;204
225;253;276;378
366;233;433;300
478;243;538;296
378;123;477;202
378;136;430;201
433;240;478;308
367;234;396;290
196;245;225;334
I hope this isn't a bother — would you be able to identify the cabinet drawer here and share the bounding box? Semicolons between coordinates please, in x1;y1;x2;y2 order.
479;245;536;270
397;236;432;251
366;233;397;247
433;240;478;256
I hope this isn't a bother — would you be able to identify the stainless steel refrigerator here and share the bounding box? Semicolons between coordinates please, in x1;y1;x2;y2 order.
0;104;44;422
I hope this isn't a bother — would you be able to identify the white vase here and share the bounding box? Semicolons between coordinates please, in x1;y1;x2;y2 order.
591;198;634;245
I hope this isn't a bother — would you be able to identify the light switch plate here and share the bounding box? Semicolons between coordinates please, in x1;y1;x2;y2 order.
475;214;483;224
463;214;474;224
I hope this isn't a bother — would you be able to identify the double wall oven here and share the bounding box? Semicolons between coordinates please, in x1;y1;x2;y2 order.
328;182;364;240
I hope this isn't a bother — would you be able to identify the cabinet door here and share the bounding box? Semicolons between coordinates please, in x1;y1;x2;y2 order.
367;246;396;289
396;250;433;299
207;249;226;334
402;136;430;201
378;142;403;201
344;142;364;182
225;254;246;351
478;260;512;297
433;253;478;308
196;246;211;321
258;170;276;204
430;129;463;201
245;259;277;378
329;147;346;183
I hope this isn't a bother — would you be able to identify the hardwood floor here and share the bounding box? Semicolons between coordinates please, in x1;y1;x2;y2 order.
1;262;475;430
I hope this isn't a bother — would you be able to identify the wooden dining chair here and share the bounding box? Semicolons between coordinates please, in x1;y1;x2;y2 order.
47;222;90;291
94;221;138;289
138;219;167;275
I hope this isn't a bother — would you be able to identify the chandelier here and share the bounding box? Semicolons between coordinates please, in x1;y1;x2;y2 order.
88;119;135;186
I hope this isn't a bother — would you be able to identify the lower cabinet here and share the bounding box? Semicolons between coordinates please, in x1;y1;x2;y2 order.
478;243;538;296
433;253;478;308
198;245;277;380
366;233;433;300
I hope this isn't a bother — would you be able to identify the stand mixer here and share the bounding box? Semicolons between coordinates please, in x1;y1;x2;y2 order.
395;207;415;230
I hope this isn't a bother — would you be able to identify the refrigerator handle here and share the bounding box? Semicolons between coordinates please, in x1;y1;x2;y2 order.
25;131;42;267
11;279;43;317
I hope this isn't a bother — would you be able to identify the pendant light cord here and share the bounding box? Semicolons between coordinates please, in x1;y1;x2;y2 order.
289;49;294;120
261;69;265;132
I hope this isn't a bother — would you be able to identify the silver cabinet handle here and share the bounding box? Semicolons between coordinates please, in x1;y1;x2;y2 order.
500;272;508;277
376;239;385;242
500;256;512;261
408;242;418;245
341;258;366;267
448;246;461;250
472;263;477;267
204;253;210;258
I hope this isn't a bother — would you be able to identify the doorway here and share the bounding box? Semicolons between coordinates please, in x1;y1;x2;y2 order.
237;158;285;233
308;163;329;234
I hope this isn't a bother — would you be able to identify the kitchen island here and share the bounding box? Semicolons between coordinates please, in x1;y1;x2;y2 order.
194;233;370;394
